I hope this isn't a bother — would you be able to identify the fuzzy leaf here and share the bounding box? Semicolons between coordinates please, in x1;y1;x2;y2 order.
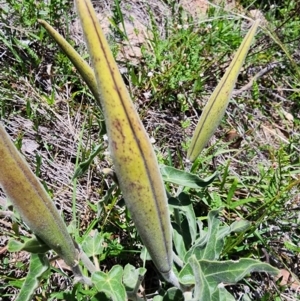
15;254;49;301
179;257;278;300
162;287;184;301
169;193;197;246
123;264;146;291
92;265;126;301
0;123;78;268
75;0;174;282
202;258;278;284
230;220;251;233
173;227;187;260
160;165;217;188
211;286;236;301
187;20;260;162
82;230;105;257
38;19;100;104
185;209;224;262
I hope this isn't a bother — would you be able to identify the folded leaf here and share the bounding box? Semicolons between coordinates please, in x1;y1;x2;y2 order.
75;0;174;281
0;123;77;268
187;20;260;162
38;19;100;105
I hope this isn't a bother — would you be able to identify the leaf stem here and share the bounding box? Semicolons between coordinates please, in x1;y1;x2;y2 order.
79;248;97;273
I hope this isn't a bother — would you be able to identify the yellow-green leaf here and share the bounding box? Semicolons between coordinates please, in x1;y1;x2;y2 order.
75;0;174;280
187;20;260;162
0;123;77;268
38;19;100;105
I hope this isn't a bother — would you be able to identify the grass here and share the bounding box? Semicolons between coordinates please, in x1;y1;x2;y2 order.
0;0;300;300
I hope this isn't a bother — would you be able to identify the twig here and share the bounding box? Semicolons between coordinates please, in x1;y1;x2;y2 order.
270;91;290;102
233;62;278;96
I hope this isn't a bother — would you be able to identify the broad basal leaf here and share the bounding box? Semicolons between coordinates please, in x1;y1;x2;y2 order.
82;230;105;257
123;264;146;291
92;265;126;301
8;237;50;254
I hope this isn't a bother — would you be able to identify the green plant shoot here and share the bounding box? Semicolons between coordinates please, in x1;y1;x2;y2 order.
75;0;177;286
187;20;260;162
0;123;79;271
